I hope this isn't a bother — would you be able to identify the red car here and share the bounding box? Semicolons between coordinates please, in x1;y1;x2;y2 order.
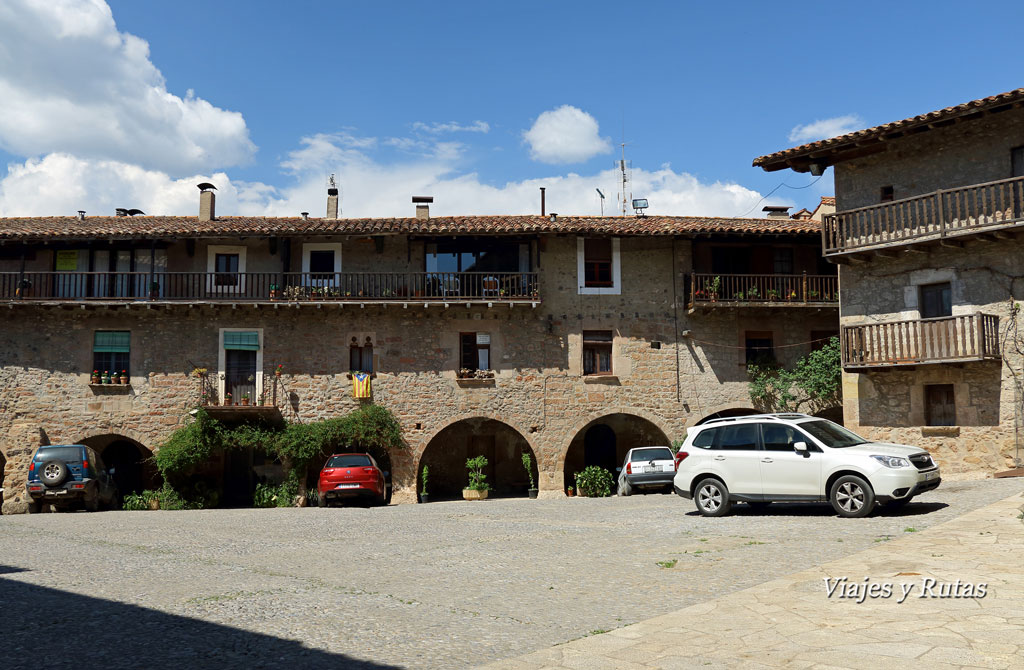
317;453;389;507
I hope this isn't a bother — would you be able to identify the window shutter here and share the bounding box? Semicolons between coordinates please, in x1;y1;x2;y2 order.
223;331;260;351
93;331;130;353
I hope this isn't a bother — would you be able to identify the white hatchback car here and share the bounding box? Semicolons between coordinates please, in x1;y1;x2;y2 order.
673;414;941;518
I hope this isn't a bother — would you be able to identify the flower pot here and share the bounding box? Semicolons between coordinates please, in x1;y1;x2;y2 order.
120;376;128;385
419;493;429;504
241;398;250;406
528;488;538;499
463;488;488;501
91;376;100;385
566;489;574;497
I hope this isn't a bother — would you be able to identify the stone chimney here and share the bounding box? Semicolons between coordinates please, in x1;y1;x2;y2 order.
413;196;433;220
198;183;217;221
762;205;790;219
326;174;339;219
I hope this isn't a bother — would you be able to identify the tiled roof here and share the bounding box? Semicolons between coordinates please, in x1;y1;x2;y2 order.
819;196;835;206
753;87;1024;172
0;214;820;241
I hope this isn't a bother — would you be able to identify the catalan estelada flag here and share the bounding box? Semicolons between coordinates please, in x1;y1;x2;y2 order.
352;371;372;398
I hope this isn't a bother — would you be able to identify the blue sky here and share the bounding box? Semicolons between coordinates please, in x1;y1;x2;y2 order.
1;0;1022;218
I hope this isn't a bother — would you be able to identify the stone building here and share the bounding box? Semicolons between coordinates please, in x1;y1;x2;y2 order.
755;87;1024;475
0;188;839;512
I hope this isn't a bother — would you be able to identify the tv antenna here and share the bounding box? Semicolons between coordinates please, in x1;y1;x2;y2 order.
595;188;605;216
616;143;632;217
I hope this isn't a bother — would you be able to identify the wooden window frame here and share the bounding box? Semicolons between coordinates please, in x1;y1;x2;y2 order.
925;384;956;427
582;330;613;376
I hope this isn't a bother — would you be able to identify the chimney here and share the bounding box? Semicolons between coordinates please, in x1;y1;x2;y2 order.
326;174;339;219
77;210;85;221
301;212;309;220
540;187;546;216
762;205;790;219
197;182;217;221
412;195;433;220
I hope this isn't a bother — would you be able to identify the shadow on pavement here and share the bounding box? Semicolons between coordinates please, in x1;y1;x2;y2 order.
0;568;399;670
684;501;949;517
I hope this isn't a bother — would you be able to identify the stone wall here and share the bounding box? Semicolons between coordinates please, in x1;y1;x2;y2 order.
0;234;840;512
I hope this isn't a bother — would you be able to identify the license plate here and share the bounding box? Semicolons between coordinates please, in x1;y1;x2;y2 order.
643;466;662;473
925;471;938;481
335;484;359;489
46;489;68;496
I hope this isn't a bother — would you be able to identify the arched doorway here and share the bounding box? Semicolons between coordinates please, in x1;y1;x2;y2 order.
419;418;538;499
563;414;671;490
78;435;158;496
695;408;759;425
303;438;395;504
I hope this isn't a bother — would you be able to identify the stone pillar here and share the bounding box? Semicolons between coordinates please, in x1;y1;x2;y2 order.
1;423;47;515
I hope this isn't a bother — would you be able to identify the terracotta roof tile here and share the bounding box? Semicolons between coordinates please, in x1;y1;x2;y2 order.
753;87;1024;171
0;214;820;241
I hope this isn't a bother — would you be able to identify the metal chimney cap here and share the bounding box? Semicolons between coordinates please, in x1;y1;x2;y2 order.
411;196;434;204
300;212;309;220
197;182;217;192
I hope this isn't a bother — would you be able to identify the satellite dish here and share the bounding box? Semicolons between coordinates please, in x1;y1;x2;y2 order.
127;208;145;216
196;182;217;192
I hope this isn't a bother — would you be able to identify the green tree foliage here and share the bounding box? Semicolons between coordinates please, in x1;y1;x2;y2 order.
747;336;841;413
574;466;614;497
465;455;490;491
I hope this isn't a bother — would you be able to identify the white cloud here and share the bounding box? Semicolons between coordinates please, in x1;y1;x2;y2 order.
0;0;255;174
0;133;764;220
787;115;864;143
523;105;612;164
411;120;490;134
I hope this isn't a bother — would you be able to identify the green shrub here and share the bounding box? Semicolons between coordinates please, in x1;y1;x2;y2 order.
575;466;613;497
521;452;536;489
420;465;429;495
466;455;490;491
122;492;148;511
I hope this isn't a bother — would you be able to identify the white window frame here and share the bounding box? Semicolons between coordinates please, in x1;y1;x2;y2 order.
207;245;247;295
577;237;621;295
217;328;264;403
302;243;343;287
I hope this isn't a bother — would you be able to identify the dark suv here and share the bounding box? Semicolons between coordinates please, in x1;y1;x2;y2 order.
26;445;119;512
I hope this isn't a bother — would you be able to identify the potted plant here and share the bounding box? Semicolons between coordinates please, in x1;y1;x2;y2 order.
733;291;744;301
566;486;574;497
575;466;614;497
201;391;210;406
91;370;100;384
808;289;820;300
119;369;129;384
522;452;538;499
766;288;779;301
275;364;283;378
224;392;232;406
269;283;279;300
706;276;721;302
240;392;250;406
787;289;798;301
420;465;429;504
746;286;760;300
102;370;111;384
463;455;490;500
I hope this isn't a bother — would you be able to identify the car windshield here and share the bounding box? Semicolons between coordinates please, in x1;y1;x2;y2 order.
34;446;83;462
326;454;372;468
629;448;674;462
798;420;869;448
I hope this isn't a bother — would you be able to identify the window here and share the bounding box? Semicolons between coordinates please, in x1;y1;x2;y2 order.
207;245;247;293
460;333;491;372
309;250;335;275
301;243;342;285
583;239;612;287
577;237;621;294
716;424;760;451
926;384;956;427
772;248;794;275
93;331;129;378
349;337;374;373
326;454;373;468
214;253;239;286
745;331;775;365
691;427;719;449
760;424;812;452
920;282;952;319
582;330;613;375
219;329;262;403
880;185;894;203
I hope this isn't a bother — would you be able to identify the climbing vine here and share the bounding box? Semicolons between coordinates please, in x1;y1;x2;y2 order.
747;336;841;413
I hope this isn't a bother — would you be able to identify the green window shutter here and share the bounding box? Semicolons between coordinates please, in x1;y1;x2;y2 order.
94;331;130;353
223;331;260;351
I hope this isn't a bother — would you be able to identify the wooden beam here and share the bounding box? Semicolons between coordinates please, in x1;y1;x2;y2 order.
939;239;964;249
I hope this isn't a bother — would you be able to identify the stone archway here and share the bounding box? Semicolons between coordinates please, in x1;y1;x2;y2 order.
562;413;671;491
418;418;538;499
77;434;158;496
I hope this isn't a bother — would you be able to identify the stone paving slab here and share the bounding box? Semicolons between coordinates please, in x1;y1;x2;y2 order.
478;491;1024;670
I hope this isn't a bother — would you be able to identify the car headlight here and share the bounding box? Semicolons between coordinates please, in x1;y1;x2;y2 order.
870;455;911;469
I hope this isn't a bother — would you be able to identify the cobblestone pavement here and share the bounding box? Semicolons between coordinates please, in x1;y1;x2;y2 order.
1;478;1021;669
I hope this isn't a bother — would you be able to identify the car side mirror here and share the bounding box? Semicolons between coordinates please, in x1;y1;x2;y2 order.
794;442;810;457
108;468;116;475
615;467;622;472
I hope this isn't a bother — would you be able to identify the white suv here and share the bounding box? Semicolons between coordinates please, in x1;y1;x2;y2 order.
673;414;940;518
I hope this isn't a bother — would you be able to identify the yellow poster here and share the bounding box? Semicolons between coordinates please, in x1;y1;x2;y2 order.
55;250;79;271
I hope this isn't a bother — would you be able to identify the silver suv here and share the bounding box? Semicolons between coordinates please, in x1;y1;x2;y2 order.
673;414;940;518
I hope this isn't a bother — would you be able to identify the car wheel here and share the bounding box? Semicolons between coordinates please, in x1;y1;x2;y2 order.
39;460;69;487
384;484;393;506
618;479;632;497
694;478;731;517
27;499;42;514
317;493;327;508
830;475;876;518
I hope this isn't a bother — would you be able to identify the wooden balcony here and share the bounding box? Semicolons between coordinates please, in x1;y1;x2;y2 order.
0;271;541;305
823;175;1024;257
690;273;838;309
841;313;1000;370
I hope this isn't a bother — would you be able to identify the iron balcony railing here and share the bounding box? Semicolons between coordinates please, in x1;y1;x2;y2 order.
0;271;540;302
822;175;1024;255
690;273;838;306
841;313;1000;369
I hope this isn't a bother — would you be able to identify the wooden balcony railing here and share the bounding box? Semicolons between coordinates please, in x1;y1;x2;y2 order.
0;271;540;302
841;313;1000;369
690;273;838;306
823;175;1024;255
